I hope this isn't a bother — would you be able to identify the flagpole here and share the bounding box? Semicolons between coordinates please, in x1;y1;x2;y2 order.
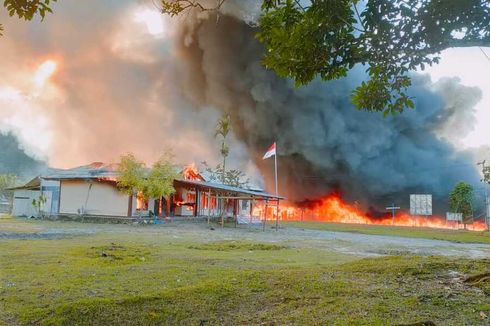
274;142;279;231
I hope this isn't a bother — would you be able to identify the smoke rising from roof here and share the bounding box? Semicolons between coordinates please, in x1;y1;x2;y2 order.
0;1;483;211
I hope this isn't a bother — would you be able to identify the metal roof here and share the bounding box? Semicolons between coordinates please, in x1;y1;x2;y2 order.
7;177;41;190
174;179;284;200
12;162;280;199
43;162;120;180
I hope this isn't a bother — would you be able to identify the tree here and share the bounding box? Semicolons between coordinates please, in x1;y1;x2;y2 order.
32;194;47;218
116;153;146;196
1;0;56;36
214;114;231;183
143;153;179;200
0;174;18;202
482;165;490;184
161;0;490;115
117;152;178;215
449;181;474;223
201;161;249;188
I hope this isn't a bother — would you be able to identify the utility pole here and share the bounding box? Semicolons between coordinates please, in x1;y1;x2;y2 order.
477;160;489;230
386;203;400;225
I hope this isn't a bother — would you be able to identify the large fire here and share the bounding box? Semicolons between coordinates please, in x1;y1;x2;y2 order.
255;194;487;232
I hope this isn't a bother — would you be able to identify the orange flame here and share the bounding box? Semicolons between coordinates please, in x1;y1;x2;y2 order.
182;163;201;181
254;194;487;231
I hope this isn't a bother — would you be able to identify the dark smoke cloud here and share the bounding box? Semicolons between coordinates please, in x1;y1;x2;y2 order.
176;13;482;212
0;132;46;178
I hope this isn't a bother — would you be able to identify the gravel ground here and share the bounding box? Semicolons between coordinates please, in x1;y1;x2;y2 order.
1;218;490;259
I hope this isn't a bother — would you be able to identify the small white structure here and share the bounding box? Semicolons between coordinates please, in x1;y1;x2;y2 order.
446;212;463;222
10;177;61;217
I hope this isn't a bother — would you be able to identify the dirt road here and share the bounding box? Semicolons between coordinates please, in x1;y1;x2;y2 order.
1;218;489;258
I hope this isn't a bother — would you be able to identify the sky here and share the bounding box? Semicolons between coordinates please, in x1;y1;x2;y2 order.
423;47;490;149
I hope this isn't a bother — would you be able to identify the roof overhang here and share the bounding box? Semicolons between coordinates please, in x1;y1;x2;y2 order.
174;179;285;200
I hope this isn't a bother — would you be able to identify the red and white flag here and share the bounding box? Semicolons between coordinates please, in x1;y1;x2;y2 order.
262;142;276;160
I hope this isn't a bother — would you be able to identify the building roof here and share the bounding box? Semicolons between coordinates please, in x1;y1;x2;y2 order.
174;179;284;200
43;162;120;180
7;177;41;190
13;162;280;199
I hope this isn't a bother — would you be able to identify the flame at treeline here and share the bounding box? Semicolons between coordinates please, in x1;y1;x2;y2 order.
254;194;487;232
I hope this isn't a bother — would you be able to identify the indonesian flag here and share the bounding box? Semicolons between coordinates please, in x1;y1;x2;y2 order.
262;142;276;160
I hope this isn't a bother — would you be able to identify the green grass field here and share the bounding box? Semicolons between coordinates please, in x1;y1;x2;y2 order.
282;221;490;244
0;217;489;325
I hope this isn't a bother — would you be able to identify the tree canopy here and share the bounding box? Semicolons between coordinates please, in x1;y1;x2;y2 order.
143;153;179;199
448;181;474;221
0;173;18;201
214;114;231;182
201;161;249;188
0;0;56;36
116;153;146;196
116;152;178;200
161;0;490;115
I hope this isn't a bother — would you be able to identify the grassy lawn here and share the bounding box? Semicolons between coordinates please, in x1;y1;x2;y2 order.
282;221;490;244
0;218;489;325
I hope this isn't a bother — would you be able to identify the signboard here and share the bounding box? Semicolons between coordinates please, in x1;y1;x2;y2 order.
409;194;432;216
446;212;463;222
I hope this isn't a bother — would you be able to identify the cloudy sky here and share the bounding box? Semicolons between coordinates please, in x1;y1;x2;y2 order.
424;47;490;148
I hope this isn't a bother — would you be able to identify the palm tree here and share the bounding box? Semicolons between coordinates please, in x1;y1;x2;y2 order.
215;115;231;183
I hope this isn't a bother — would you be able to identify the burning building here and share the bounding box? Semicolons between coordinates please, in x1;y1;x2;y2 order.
10;162;281;221
1;1;488;230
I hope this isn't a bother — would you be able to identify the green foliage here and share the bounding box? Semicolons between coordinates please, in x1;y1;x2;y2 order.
188;240;287;251
449;182;474;220
201;161;249;187
117;152;178;200
116;153;146;196
1;0;56;36
0;219;489;325
0;173;18;201
143;153;179;199
214;114;231;182
482;165;490;184
258;0;490;114
160;0;226;16
31;194;47;217
161;0;490;114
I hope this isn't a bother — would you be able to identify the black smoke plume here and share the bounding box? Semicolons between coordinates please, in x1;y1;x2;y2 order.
176;13;481;213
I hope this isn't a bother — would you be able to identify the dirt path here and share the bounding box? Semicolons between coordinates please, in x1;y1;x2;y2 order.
1;219;489;259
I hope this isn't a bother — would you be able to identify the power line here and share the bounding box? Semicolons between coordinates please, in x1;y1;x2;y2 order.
479;47;490;63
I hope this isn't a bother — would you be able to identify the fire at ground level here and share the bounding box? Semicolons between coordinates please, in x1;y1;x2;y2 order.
10;163;488;231
252;194;488;232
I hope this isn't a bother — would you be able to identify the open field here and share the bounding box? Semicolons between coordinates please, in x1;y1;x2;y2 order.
1;217;489;325
283;221;490;244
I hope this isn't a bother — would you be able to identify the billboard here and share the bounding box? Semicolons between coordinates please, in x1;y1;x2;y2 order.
446;212;463;222
409;194;432;216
